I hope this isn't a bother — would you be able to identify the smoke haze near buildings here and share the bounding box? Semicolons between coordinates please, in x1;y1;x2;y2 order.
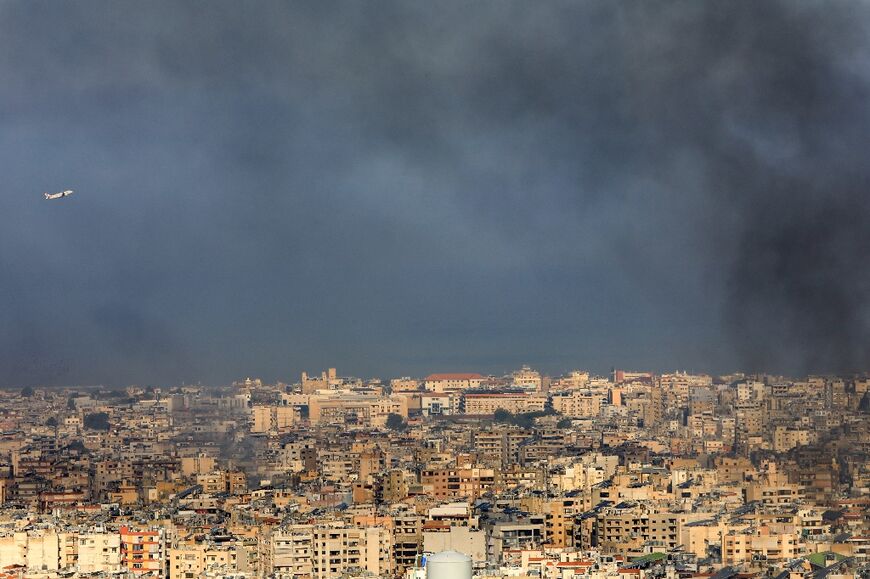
1;1;869;385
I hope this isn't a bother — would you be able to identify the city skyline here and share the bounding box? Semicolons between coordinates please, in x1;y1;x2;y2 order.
1;2;868;578
1;363;866;392
0;367;866;576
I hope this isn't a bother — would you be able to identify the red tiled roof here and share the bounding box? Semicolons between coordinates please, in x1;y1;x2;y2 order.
464;393;529;398
426;373;484;380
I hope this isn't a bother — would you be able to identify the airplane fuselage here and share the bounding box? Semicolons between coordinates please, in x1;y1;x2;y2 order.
44;190;74;200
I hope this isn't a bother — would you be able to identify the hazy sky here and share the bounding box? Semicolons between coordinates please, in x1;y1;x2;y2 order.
2;1;870;387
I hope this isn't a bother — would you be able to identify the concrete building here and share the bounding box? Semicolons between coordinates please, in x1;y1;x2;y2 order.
425;373;486;394
512;366;543;391
309;391;408;427
120;526;164;575
552;390;603;417
463;393;547;415
78;532;122;574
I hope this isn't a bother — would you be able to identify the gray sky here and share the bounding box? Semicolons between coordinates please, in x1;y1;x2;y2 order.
2;1;870;387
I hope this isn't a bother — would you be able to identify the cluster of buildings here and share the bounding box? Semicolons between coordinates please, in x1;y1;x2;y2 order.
0;366;868;578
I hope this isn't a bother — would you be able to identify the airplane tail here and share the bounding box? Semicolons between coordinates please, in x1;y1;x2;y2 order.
44;192;49;199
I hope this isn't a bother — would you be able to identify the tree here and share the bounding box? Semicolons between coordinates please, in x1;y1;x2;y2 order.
84;412;110;431
513;413;536;429
46;417;58;427
493;409;512;423
557;418;573;429
67;396;77;410
20;386;33;397
385;413;406;431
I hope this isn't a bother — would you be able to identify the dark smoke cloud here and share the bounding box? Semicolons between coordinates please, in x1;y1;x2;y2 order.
0;1;869;386
617;2;870;373
728;186;870;374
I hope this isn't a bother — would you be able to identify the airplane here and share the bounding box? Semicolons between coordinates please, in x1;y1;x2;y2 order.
44;190;74;200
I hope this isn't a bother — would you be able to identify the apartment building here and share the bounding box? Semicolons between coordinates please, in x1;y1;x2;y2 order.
595;508;679;553
463;393;547;415
774;426;817;452
512;366;543;390
168;540;247;578
78;532;122;573
270;523;392;579
309;392;408;427
722;525;802;565
120;526;164;575
552;390;603;417
421;467;497;500
250;404;299;433
425;373;486;393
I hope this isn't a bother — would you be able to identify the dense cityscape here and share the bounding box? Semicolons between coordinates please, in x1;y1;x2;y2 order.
5;1;870;578
0;367;868;578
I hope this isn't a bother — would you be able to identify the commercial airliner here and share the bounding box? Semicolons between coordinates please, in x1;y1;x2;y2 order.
44;190;74;200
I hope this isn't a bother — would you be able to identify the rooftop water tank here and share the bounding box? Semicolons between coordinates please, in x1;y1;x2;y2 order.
426;550;472;579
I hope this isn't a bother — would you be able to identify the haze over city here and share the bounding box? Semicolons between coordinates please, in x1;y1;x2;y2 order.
2;3;870;579
2;1;870;387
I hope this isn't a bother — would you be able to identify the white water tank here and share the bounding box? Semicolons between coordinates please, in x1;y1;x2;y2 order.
426;550;472;579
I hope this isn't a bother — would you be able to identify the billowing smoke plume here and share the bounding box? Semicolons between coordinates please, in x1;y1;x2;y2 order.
0;1;869;384
617;2;870;373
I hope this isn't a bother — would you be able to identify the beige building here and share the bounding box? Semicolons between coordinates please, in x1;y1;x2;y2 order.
736;401;763;437
421;467;496;499
168;540;246;578
0;531;51;571
309;392;408;427
596;509;679;553
196;470;248;495
679;519;724;559
552;390;603;417
180;454;216;477
423;526;486;563
512;365;543;390
0;529;68;572
552;370;591;391
79;532;122;573
745;468;805;506
251;404;299;433
425;373;485;393
301;368;338;394
553;460;614;493
390;377;421;392
279;439;318;472
722;525;802;565
269;524;392;579
463;393;547;415
774;426;817;452
270;525;314;577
